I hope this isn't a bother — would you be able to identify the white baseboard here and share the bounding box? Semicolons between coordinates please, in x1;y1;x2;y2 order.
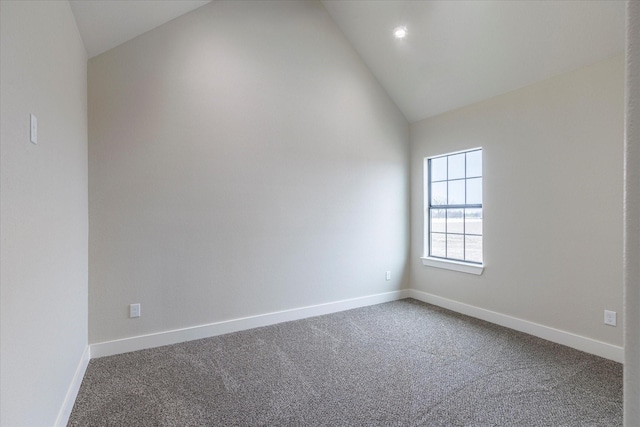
55;345;91;427
90;287;623;362
409;289;624;363
91;290;410;358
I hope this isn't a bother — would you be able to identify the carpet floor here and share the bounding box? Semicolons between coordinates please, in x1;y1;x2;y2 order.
68;299;622;426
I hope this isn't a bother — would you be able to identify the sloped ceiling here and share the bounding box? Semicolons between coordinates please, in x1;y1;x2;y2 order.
69;0;211;58
322;0;626;122
69;0;626;123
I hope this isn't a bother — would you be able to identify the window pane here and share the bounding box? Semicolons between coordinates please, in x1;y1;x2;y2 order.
447;234;464;260
465;236;483;263
431;233;446;257
431;157;447;182
447;209;464;234
448;154;465;180
448;180;464;205
466;150;482;178
430;209;446;233
466;178;482;204
431;181;447;205
425;149;483;264
465;209;482;235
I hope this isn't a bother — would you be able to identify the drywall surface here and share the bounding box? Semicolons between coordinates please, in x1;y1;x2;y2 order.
0;1;88;426
88;0;409;344
625;1;640;424
410;56;624;347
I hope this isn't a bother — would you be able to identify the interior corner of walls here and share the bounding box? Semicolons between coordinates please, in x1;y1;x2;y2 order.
63;0;89;60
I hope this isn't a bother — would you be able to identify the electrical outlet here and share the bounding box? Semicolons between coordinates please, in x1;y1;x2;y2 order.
604;310;616;326
130;303;141;318
385;271;391;281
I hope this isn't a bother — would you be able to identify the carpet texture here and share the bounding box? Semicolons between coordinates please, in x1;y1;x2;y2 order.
68;299;622;426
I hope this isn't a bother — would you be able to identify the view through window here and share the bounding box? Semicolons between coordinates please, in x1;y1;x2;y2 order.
426;148;482;264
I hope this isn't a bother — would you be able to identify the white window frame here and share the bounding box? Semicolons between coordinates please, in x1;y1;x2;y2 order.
422;148;484;275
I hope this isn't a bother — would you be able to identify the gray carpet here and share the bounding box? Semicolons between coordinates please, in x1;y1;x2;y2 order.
68;299;622;426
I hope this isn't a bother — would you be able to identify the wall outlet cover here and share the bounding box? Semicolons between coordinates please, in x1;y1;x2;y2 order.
130;303;141;318
604;310;616;326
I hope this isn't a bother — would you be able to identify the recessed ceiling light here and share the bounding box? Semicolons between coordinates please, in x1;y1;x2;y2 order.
393;26;408;39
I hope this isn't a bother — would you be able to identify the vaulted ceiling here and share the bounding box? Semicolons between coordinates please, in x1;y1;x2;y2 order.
323;0;625;122
69;1;210;58
69;0;626;123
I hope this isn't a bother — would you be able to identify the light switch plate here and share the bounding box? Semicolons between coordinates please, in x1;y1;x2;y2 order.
30;114;37;144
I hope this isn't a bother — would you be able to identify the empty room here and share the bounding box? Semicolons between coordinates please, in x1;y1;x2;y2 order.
1;0;640;426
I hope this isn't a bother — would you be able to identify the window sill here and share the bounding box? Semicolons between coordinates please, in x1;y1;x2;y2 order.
421;257;484;275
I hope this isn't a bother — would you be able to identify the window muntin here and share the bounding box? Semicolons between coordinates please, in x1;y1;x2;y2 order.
427;148;482;264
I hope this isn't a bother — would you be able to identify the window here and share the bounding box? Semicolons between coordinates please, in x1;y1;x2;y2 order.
424;148;483;274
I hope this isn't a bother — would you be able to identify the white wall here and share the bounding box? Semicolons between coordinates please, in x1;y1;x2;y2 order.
88;0;409;344
0;1;88;426
625;0;640;424
410;56;624;348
